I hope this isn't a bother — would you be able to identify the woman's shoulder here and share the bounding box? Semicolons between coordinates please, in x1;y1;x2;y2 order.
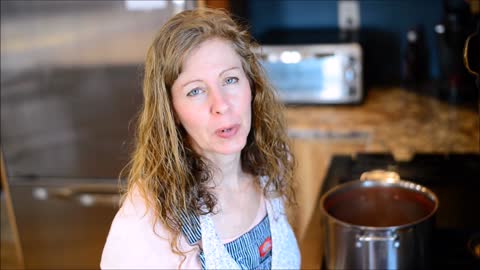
108;185;155;229
115;185;152;220
100;186;200;269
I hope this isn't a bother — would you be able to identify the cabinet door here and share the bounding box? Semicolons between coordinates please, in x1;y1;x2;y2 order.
287;129;372;241
288;132;372;269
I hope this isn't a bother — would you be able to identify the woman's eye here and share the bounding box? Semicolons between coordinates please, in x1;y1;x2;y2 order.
224;77;239;85
187;88;203;97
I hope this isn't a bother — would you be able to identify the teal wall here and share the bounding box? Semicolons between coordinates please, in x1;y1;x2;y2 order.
246;0;445;85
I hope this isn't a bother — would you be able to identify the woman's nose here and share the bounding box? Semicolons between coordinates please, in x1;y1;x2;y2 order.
210;88;229;115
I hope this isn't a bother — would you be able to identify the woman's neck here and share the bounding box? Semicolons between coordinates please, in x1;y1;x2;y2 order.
206;153;248;191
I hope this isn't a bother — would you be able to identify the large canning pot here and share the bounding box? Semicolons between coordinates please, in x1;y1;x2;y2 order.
320;170;439;269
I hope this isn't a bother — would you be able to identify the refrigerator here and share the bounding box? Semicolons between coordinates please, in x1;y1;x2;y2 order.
0;1;195;268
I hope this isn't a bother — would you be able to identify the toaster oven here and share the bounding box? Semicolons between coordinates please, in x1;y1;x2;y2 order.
256;43;363;104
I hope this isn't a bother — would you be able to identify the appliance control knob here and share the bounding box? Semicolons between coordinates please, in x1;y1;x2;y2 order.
345;68;356;82
348;56;356;65
348;86;357;96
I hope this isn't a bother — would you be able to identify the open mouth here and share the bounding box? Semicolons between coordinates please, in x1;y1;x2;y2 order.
215;124;240;138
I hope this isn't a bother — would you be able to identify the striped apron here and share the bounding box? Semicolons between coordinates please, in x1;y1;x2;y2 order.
180;212;272;269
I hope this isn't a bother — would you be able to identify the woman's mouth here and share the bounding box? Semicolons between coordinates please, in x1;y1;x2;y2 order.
215;124;240;139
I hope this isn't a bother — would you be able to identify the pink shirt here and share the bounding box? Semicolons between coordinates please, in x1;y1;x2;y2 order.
100;188;268;269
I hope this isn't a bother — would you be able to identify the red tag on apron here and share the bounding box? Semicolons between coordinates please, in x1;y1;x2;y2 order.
259;236;272;258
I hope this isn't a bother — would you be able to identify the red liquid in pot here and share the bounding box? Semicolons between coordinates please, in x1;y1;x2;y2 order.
324;186;436;227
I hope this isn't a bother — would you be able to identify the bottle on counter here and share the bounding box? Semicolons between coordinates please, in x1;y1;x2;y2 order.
435;0;478;104
402;25;429;88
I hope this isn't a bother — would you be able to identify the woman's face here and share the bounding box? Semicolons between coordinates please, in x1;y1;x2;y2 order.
171;38;252;158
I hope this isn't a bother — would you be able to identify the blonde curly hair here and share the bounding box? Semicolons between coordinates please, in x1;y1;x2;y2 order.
122;7;296;263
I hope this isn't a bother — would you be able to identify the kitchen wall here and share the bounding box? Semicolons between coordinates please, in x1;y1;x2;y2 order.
242;0;445;86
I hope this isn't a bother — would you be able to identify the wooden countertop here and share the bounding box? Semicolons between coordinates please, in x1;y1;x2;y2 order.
283;87;479;269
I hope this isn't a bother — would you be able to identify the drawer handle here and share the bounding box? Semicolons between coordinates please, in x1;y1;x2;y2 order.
33;186;121;207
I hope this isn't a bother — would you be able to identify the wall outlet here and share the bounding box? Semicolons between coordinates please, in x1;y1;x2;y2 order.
338;0;360;30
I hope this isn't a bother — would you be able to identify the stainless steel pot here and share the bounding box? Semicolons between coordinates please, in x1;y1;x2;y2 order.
320;170;439;270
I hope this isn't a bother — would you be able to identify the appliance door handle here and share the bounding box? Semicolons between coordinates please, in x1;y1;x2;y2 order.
33;185;121;207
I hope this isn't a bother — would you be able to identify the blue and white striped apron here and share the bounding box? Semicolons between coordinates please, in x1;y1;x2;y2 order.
180;212;272;269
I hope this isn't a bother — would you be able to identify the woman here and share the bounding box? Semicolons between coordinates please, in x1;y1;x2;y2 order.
101;7;300;269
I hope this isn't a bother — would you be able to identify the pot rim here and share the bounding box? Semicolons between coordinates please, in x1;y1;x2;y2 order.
319;175;439;230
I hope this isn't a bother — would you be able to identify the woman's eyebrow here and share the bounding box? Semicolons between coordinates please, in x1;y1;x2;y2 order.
180;66;241;88
219;66;240;76
181;79;202;88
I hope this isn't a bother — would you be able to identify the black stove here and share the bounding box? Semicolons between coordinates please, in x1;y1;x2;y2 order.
320;153;480;269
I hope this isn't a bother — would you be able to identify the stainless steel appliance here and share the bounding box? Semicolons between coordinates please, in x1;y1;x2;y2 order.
255;30;363;105
0;1;195;268
1;65;141;269
320;154;480;269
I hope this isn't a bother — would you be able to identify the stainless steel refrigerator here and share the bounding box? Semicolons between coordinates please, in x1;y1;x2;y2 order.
1;1;195;268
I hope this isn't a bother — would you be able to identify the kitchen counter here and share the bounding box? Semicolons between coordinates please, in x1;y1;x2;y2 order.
286;87;478;157
283;87;479;268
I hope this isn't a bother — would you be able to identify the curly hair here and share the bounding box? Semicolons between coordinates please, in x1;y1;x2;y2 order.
122;7;296;263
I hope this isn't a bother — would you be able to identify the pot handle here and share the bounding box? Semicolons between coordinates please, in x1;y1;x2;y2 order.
360;170;400;183
355;231;400;248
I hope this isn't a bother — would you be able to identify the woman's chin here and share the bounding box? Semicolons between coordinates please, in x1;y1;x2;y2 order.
212;141;247;156
214;147;244;156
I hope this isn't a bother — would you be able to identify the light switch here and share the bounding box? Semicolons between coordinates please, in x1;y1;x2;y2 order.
338;0;361;30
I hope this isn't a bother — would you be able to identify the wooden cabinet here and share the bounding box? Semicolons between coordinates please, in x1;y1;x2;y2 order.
287;131;373;239
199;0;230;10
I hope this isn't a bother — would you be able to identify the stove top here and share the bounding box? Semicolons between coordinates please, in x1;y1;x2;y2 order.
321;153;480;269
